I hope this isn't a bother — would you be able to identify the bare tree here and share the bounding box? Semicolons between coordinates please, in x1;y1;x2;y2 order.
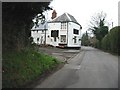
88;11;108;41
89;11;107;30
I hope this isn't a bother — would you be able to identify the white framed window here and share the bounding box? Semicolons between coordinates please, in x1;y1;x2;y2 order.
61;22;67;29
60;35;66;43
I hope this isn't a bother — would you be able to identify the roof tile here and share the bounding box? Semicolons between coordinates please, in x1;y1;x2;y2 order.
51;13;80;25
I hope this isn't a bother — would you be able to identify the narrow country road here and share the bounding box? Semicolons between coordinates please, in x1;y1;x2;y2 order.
34;46;118;88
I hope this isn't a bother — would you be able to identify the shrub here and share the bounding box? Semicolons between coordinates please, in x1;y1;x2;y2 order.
101;26;120;54
2;48;60;88
109;26;119;53
95;39;101;49
101;34;110;51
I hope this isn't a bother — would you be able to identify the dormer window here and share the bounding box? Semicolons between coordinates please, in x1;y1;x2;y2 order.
61;22;66;29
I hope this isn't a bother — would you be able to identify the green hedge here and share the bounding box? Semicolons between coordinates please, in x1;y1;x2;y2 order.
101;34;110;51
101;26;120;54
95;39;101;48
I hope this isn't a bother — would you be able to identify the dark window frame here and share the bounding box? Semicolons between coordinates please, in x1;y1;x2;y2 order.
51;30;59;37
73;29;79;35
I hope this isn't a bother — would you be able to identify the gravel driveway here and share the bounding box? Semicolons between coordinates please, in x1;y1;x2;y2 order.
38;46;81;62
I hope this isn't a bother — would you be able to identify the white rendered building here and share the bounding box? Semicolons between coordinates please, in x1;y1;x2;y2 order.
31;10;82;48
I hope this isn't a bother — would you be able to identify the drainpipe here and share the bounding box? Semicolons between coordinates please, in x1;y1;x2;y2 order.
67;22;68;47
44;24;46;45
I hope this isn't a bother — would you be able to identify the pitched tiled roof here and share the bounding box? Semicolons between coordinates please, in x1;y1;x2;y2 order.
50;13;80;25
31;22;48;30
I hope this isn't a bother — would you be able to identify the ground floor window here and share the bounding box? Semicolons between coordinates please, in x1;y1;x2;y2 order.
74;36;77;43
60;35;66;43
51;30;59;37
37;38;39;44
37;38;39;42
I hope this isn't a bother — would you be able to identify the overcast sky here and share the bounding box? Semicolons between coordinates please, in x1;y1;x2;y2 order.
46;0;119;34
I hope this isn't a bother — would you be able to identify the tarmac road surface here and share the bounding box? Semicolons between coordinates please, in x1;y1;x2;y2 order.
34;46;118;88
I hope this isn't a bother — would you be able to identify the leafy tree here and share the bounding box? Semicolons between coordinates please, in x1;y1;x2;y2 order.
81;31;90;46
2;2;52;52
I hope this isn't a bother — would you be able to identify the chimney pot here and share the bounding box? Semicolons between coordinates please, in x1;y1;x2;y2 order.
51;10;57;19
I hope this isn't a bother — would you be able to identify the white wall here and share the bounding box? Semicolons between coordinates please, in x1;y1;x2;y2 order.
47;22;81;47
48;22;61;46
31;30;49;45
31;22;82;48
67;22;81;47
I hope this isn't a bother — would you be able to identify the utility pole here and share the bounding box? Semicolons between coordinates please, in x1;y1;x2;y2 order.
112;22;113;28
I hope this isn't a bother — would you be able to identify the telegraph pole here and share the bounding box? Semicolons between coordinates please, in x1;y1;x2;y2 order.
112;22;113;28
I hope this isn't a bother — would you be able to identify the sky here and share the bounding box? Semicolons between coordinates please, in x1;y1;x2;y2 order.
45;0;119;34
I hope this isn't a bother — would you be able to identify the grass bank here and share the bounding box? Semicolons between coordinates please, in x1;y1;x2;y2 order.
2;48;61;88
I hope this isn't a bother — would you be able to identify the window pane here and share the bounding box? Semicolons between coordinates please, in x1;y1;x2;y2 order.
61;22;66;29
60;35;66;42
73;29;79;34
51;30;59;37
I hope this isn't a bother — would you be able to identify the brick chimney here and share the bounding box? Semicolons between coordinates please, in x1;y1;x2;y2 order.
51;10;57;19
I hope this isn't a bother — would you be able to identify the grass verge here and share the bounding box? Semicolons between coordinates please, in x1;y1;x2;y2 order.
2;48;61;88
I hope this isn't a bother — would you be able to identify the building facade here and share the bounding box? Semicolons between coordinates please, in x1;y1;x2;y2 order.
31;10;82;48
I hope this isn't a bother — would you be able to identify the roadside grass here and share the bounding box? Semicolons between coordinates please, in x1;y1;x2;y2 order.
2;48;61;88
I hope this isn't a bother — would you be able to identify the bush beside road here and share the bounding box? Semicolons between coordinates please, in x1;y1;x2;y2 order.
101;26;120;55
2;48;61;88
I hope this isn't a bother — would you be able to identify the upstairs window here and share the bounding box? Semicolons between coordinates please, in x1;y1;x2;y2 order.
73;29;79;35
61;22;67;29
